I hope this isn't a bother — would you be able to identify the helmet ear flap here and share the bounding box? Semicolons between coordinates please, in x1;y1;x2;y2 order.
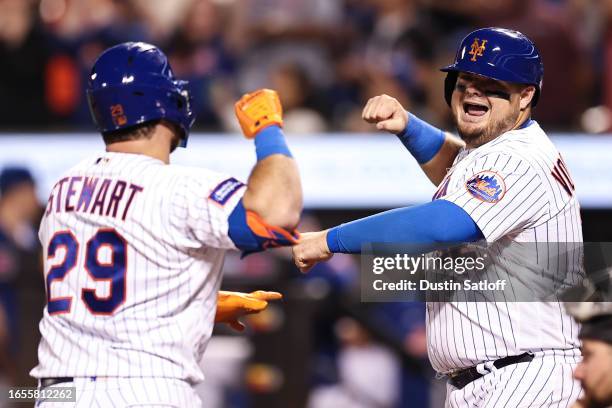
444;72;458;107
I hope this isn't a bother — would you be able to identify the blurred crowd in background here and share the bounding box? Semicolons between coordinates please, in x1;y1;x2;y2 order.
1;0;612;407
1;0;612;133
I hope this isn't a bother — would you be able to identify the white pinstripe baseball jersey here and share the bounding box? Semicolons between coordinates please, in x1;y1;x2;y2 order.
32;152;246;384
428;121;583;374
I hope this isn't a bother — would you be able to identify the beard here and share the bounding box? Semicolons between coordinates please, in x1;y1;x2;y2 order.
454;108;520;147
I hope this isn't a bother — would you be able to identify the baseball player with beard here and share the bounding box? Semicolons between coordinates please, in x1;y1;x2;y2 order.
293;28;584;407
33;42;302;407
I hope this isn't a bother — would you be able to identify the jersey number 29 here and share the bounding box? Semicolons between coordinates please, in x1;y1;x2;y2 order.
46;229;127;315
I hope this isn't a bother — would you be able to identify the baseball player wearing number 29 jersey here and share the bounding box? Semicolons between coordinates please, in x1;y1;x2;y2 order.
293;28;583;407
33;43;302;407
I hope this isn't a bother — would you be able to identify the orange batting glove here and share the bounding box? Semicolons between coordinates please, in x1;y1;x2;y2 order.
234;89;283;138
215;290;283;332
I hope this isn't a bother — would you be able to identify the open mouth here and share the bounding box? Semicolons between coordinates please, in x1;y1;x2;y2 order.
463;102;489;117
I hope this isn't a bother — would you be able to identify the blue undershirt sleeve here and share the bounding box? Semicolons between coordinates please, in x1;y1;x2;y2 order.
254;125;292;161
396;112;445;164
326;200;483;254
228;199;299;254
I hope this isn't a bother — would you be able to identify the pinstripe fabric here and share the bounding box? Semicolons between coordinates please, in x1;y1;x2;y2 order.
33;152;245;388
36;377;202;407
428;122;583;406
444;353;582;408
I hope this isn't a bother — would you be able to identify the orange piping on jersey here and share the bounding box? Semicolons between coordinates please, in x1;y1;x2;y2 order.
245;210;300;246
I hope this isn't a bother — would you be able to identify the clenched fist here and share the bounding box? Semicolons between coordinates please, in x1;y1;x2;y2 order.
362;94;408;134
292;230;333;273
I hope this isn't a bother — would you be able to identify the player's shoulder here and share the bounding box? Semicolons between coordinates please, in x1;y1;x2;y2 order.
165;163;238;186
164;164;246;206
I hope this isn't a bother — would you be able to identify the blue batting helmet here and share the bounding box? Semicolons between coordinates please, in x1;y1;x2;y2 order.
440;27;544;106
87;42;195;147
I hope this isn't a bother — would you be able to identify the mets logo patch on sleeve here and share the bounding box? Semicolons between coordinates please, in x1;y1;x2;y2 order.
209;177;245;205
465;171;506;203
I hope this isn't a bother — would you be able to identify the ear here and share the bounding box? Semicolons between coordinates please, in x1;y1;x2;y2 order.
519;86;536;110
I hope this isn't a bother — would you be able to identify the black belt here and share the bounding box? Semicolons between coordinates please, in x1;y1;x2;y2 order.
40;377;73;388
449;352;534;389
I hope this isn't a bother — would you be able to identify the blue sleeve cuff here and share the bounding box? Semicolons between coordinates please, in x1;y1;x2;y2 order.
228;198;299;256
254;125;293;161
326;227;342;253
228;200;258;252
396;113;445;164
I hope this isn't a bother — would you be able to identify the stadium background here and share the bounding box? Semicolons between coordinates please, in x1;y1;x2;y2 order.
0;0;611;407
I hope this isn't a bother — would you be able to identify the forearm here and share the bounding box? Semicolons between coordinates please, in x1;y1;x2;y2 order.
420;133;464;185
396;113;464;186
242;125;302;229
326;200;483;254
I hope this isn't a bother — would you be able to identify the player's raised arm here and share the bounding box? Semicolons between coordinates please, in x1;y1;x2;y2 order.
235;89;302;230
362;94;464;185
217;89;302;255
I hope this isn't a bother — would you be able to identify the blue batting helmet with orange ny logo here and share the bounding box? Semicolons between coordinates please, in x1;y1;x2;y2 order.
441;27;544;106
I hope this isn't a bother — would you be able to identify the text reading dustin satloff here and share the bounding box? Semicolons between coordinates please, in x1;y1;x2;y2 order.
360;242;589;302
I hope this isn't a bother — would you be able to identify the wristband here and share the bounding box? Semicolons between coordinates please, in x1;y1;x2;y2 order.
326;227;343;253
396;112;445;164
254;125;293;161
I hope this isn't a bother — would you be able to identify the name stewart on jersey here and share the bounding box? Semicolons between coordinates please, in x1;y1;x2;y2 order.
44;176;143;220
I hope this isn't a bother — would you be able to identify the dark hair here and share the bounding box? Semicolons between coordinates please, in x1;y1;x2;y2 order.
102;120;159;145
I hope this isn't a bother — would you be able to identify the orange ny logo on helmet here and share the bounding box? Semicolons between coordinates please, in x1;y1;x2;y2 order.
110;104;127;126
469;38;487;62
